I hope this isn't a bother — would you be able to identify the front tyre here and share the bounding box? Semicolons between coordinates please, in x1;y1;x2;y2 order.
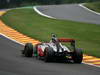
24;43;33;57
72;48;83;63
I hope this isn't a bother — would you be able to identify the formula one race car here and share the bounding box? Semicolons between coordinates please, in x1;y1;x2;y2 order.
22;34;83;63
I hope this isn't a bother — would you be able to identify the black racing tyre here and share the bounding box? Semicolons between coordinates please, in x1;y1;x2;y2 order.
72;48;83;63
24;43;33;57
44;47;54;62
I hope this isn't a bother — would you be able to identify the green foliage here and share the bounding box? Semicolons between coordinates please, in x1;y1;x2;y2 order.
0;0;22;8
84;2;100;13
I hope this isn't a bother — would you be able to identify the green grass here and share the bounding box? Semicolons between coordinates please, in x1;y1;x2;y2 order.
1;7;100;57
84;2;100;13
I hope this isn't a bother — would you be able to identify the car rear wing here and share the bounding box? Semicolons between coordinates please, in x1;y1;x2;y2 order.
58;38;75;43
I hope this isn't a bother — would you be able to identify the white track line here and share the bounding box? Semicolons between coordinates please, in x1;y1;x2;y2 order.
82;62;100;68
79;4;100;15
0;33;24;45
33;6;56;19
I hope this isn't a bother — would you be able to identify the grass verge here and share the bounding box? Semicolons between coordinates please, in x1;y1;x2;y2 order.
1;7;100;57
84;2;100;13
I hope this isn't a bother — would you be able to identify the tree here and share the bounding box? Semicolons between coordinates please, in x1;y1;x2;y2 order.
0;0;8;8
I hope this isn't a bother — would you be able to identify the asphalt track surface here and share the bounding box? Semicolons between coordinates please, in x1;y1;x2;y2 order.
0;34;100;75
36;4;100;24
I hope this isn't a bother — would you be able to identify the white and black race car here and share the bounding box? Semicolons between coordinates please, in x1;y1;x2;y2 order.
22;34;83;63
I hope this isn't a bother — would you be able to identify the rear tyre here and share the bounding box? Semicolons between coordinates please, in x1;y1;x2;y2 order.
44;47;54;62
24;43;33;57
72;48;83;63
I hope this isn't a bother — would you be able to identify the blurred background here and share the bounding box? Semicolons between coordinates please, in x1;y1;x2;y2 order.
0;0;99;9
